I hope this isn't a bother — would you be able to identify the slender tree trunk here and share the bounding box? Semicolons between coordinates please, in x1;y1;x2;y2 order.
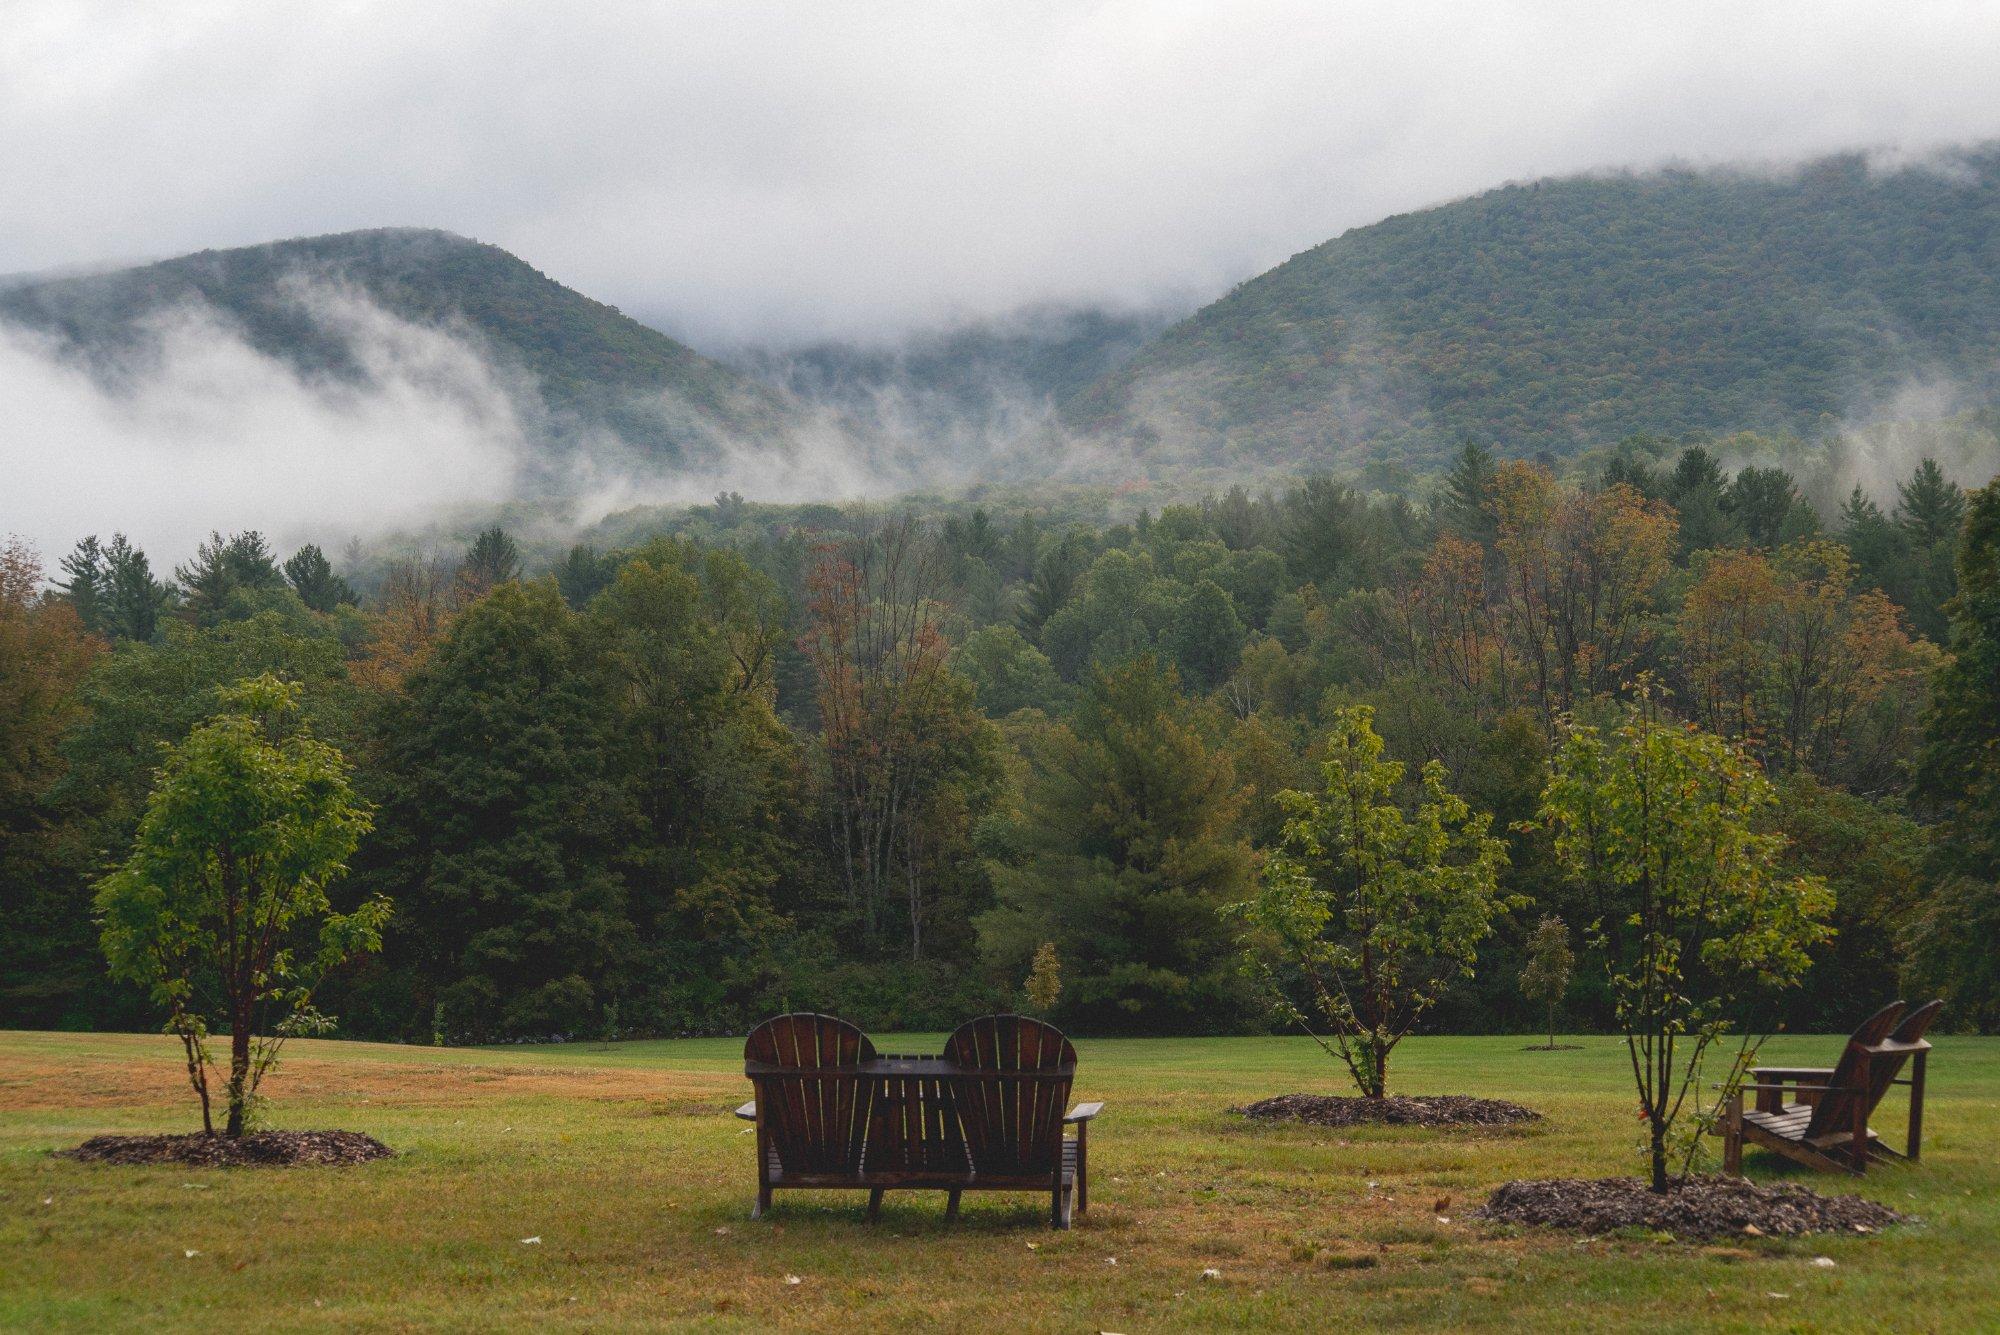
225;1010;251;1137
1649;1120;1670;1193
1548;1000;1556;1051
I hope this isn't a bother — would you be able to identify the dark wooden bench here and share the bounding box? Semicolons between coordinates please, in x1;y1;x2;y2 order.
735;1012;1103;1227
1722;999;1941;1176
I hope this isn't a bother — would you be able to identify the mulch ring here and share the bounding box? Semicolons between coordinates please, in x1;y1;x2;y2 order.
59;1130;393;1167
1233;1093;1542;1128
1476;1174;1905;1239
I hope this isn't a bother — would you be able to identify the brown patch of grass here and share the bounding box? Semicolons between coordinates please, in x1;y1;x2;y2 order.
0;1045;734;1113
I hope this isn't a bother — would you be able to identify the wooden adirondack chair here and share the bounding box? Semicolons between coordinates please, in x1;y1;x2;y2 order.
1722;1000;1942;1176
737;1013;878;1217
941;1014;1102;1228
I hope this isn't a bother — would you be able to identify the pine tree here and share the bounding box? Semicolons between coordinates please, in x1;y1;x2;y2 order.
979;658;1255;1032
283;544;357;613
56;536;107;634
1017;533;1089;640
1438;441;1499;545
101;535;170;643
1896;458;1966;546
458;527;522;599
1910;481;2000;1027
175;531;280;626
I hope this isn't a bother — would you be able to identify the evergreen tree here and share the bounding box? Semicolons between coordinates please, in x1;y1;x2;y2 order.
1896;458;1966;546
1438;441;1499;546
979;658;1255;1032
1839;485;1904;593
283;544;356;613
1017;533;1089;639
1725;465;1807;548
56;536;107;634
101;534;171;643
176;531;281;626
1910;481;2000;1028
1667;447;1736;553
1893;458;1966;638
458;527;522;598
1280;476;1369;588
553;545;619;609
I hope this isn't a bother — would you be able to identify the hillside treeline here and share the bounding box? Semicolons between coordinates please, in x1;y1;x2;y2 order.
5;440;1998;1038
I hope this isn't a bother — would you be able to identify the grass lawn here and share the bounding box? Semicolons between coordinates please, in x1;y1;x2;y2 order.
2;1028;1996;1331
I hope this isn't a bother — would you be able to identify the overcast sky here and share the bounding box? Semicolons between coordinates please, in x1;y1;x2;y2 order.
6;1;2000;347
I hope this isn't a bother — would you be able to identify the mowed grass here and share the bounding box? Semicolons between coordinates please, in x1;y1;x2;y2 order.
2;1030;1997;1331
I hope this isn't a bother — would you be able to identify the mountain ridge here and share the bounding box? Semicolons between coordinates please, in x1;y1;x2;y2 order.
0;227;797;468
1064;147;2000;472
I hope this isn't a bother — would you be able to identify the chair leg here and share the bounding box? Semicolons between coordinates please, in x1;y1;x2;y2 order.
866;1188;885;1222
945;1189;961;1222
1722;1092;1742;1176
1075;1126;1088;1217
752;1185;771;1219
1909;1050;1927;1162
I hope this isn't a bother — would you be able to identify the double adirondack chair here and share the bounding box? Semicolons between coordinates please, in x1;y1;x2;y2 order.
1722;1000;1943;1176
735;1012;1102;1227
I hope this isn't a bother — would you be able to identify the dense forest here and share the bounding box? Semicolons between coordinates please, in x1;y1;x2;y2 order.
1068;149;2000;473
7;431;1999;1041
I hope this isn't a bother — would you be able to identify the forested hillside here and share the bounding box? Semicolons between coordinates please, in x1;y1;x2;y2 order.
9;438;1998;1039
0;228;796;465
1068;149;2000;472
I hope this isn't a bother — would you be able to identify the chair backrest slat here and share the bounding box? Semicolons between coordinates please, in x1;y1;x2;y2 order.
944;1014;1076;1179
745;1013;876;1176
1863;998;1944;1111
1803;1001;1906;1140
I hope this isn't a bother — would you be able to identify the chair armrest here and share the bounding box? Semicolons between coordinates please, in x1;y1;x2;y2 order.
1723;1082;1819;1095
1065;1101;1104;1124
735;1100;757;1121
1751;1066;1834;1081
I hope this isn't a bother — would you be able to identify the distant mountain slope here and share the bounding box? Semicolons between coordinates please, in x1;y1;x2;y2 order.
0;228;796;465
1066;149;2000;472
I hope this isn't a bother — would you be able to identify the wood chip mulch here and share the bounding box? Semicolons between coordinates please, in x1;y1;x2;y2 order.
1475;1174;1905;1238
1233;1093;1543;1128
59;1130;394;1167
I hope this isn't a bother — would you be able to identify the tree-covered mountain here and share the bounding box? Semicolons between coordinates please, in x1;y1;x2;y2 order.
0;228;796;466
1066;149;2000;473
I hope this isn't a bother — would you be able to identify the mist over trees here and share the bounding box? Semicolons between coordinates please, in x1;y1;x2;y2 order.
4;438;2000;1040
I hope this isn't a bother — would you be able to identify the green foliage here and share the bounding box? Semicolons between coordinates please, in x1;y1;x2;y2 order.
980;659;1256;1032
366;581;632;1040
1519;915;1574;1048
95;675;383;1135
175;531;283;627
1071;150;2000;469
958;624;1064;716
1911;480;2000;1028
283;544;356;613
1537;687;1833;1189
1228;705;1511;1097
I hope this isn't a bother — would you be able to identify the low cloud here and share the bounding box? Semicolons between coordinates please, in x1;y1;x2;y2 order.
0;283;530;565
